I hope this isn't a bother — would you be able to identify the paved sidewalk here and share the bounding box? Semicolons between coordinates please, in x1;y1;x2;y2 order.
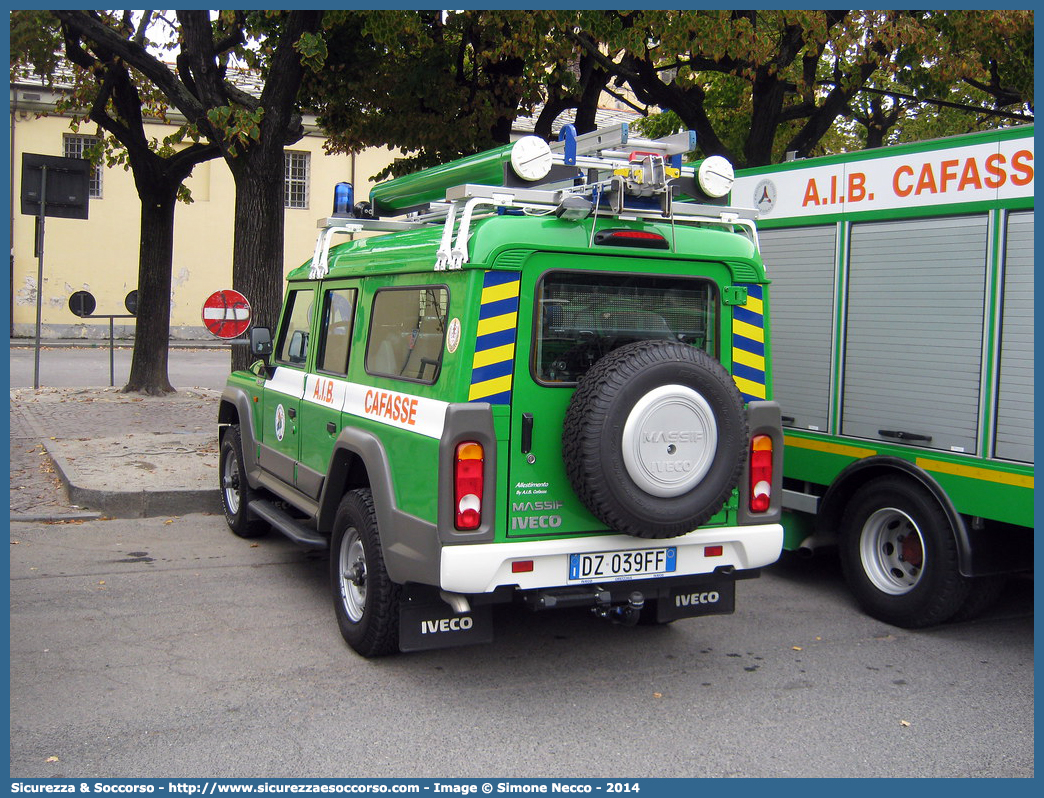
10;386;223;521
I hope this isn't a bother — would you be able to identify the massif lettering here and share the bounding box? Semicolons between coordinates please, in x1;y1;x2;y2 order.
363;389;418;426
512;501;564;512
643;430;703;443
801;149;1033;208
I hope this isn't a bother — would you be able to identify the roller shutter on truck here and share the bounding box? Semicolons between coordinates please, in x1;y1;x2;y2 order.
758;226;837;432
995;211;1034;464
842;215;988;455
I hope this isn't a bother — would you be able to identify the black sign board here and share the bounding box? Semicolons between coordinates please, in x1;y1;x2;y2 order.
20;153;91;219
68;290;97;318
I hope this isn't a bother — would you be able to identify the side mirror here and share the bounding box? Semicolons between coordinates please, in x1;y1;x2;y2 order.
250;327;273;358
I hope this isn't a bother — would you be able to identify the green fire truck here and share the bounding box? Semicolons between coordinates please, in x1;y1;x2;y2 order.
732;125;1034;628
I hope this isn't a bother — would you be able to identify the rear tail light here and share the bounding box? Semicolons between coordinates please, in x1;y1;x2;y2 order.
454;442;484;530
749;434;773;513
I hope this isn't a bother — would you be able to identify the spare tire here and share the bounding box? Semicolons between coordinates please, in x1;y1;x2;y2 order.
563;340;747;539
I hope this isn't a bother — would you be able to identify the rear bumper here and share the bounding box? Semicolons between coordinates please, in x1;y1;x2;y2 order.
439;523;783;594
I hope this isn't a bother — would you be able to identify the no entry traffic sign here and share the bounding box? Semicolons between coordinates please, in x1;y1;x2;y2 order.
202;289;252;339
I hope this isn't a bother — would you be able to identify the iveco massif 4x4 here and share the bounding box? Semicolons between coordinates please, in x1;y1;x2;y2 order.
218;124;784;657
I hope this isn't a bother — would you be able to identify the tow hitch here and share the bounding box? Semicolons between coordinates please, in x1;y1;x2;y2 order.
593;591;646;627
524;587;645;625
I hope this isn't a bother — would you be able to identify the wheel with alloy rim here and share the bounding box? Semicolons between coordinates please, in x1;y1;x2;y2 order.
219;425;268;538
839;476;970;628
563;340;747;539
330;489;401;657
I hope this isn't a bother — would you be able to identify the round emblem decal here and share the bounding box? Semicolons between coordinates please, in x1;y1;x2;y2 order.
754;179;777;215
275;404;286;442
446;317;462;354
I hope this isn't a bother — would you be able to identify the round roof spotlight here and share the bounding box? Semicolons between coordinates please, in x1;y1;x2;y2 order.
698;155;735;198
510;136;554;182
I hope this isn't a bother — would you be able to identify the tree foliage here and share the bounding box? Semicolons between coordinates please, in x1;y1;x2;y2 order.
566;10;1033;166
307;9;1031;177
305;11;541;179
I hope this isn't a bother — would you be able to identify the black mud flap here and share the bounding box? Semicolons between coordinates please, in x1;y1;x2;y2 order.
655;579;736;623
399;600;494;653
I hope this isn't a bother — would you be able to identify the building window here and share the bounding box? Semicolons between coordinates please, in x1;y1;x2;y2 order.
63;134;102;198
284;151;309;209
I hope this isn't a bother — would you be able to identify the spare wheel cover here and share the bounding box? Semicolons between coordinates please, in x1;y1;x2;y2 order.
562;340;747;539
622;384;718;498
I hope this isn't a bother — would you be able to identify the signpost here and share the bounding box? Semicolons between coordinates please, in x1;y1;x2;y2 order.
21;153;90;388
202;289;252;339
68;290;138;387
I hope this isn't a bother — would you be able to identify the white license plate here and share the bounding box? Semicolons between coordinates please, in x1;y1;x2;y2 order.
568;546;677;582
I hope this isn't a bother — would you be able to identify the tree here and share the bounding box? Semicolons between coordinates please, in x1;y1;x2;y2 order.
11;10;221;394
554;10;1032;167
306;11;536;179
49;9;325;373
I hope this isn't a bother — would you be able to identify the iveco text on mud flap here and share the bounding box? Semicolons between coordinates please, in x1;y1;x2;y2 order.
217;122;785;657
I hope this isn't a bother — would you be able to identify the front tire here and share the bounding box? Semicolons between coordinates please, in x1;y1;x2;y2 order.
839;476;969;628
219;425;268;538
330;489;401;657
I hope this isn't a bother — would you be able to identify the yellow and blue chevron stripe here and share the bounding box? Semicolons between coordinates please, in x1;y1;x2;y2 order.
468;271;520;404
731;283;767;402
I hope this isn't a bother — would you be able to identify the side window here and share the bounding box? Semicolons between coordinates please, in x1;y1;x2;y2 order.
535;272;717;383
317;288;357;375
366;287;448;383
275;288;314;366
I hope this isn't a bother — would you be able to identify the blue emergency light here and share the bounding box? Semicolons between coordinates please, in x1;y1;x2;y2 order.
333;182;353;215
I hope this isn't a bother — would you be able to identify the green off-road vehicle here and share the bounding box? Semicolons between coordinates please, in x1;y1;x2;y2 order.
218;124;784;657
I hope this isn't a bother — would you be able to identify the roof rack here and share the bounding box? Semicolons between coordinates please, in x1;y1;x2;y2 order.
310;124;758;278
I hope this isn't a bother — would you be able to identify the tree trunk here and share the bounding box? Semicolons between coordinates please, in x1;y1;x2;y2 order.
229;149;287;373
123;188;178;395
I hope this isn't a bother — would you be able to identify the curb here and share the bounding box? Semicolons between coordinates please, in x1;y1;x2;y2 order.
13;400;222;521
41;437;222;519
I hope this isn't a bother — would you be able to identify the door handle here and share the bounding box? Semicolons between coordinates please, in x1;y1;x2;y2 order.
287;407;296;420
521;413;533;454
878;429;931;443
327;422;337;435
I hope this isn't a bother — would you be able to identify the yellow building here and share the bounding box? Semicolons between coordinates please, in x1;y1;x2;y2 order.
9;75;396;340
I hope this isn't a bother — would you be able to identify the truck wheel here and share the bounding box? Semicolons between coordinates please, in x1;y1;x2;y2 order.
219;426;268;538
838;476;969;628
330;489;401;657
563;340;746;539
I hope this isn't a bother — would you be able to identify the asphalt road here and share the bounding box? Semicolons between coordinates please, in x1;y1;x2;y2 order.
9;513;1034;779
10;343;234;390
